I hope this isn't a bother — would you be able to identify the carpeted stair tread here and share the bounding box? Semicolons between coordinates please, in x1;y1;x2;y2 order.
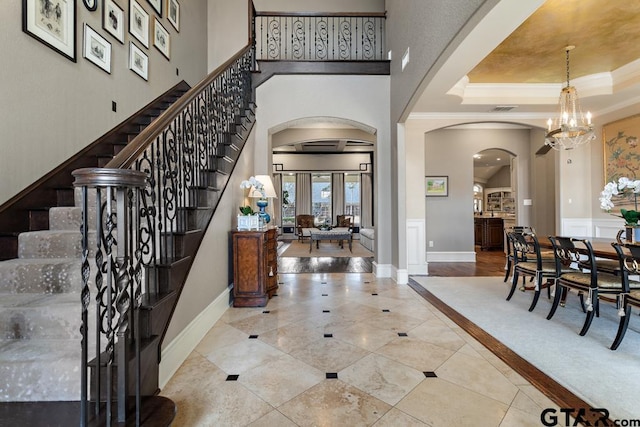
0;258;81;293
0;339;80;401
18;230;96;259
0;293;81;340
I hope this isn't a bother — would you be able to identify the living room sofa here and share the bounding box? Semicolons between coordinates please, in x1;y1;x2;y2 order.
359;228;375;252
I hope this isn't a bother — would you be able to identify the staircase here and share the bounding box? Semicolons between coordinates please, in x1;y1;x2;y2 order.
0;83;190;402
0;44;256;425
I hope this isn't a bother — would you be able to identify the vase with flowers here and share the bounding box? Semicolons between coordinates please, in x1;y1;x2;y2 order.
240;176;271;226
600;177;640;242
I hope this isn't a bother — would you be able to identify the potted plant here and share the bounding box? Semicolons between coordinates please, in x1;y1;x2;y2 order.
600;177;640;242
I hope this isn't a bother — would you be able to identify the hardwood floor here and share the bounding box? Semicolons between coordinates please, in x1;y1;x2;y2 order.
427;246;506;277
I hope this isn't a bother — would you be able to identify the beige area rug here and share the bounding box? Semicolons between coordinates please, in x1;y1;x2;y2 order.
280;239;373;257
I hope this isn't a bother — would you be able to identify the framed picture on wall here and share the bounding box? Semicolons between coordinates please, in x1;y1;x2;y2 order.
103;0;124;43
425;176;448;197
167;0;179;32
147;0;162;16
83;24;111;73
129;42;148;80
129;0;150;48
22;0;76;62
153;18;170;59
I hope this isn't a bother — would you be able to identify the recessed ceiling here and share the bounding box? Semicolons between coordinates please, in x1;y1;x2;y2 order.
410;0;640;119
468;0;640;84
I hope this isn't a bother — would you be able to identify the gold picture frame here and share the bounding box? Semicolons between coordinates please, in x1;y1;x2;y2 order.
603;114;640;208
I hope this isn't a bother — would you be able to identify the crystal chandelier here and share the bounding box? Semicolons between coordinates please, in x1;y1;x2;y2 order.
545;46;595;151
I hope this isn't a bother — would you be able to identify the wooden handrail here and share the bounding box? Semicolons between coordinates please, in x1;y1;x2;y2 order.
106;44;253;170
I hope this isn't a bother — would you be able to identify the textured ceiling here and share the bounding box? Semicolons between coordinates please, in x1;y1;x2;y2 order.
468;0;640;84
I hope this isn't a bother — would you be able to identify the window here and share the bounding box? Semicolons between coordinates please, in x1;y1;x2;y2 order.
281;174;295;225
345;173;360;225
312;173;331;225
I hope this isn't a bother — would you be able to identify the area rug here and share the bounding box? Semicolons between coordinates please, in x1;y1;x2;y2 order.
280;240;373;258
409;275;640;420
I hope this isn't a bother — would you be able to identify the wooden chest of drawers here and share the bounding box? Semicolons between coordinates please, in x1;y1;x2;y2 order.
231;228;278;307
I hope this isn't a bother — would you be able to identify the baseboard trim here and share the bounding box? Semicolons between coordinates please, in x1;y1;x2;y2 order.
159;287;231;388
426;251;476;262
373;262;392;278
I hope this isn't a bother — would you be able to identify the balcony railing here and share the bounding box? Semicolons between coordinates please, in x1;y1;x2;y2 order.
255;12;386;61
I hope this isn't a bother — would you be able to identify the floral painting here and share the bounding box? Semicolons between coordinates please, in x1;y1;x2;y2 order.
604;114;640;208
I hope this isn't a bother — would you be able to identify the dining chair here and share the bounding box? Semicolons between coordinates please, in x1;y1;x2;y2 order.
507;231;562;312
547;236;621;336
576;229;625;276
610;242;640;350
503;226;530;283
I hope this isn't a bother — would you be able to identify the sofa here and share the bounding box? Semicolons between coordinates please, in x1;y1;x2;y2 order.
359;228;375;252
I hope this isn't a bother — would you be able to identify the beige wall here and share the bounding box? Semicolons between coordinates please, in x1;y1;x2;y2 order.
0;0;208;205
207;0;249;72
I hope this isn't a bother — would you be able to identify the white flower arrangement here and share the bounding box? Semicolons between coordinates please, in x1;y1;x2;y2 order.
240;176;266;198
600;177;640;225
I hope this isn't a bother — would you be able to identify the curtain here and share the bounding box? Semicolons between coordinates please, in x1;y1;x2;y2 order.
331;173;345;222
272;174;282;226
360;173;373;228
296;173;312;215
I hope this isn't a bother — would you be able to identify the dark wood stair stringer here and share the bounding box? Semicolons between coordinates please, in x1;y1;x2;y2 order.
0;81;191;261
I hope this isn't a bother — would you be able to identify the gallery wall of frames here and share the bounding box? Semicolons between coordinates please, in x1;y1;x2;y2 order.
23;0;181;80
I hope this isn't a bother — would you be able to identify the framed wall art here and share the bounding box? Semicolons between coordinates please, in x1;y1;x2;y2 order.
147;0;162;16
425;176;448;197
129;42;148;80
604;114;640;185
83;0;97;11
22;0;76;62
103;0;124;43
153;18;170;59
129;0;150;48
83;24;111;73
167;0;179;32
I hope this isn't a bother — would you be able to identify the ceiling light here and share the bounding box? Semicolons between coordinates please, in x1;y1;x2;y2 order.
545;46;595;151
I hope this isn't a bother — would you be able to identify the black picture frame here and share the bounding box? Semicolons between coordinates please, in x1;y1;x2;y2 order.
22;0;77;62
147;0;162;16
83;0;98;11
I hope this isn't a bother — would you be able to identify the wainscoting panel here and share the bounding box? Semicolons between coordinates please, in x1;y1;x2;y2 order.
407;219;427;275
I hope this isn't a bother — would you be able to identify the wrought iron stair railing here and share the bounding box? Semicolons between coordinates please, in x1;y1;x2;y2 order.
71;45;255;426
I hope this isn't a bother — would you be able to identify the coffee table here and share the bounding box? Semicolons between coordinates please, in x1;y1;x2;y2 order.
309;227;353;252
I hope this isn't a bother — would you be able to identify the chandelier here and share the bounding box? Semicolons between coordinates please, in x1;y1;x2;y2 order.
545;46;595;151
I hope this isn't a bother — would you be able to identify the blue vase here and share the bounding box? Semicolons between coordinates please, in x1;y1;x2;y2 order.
256;199;270;224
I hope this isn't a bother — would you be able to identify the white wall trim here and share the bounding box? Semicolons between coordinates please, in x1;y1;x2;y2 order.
373;262;393;278
406;219;427;275
159;287;231;388
426;251;476;262
395;268;409;284
561;217;621;239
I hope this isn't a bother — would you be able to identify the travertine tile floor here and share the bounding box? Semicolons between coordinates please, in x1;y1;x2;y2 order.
161;273;558;426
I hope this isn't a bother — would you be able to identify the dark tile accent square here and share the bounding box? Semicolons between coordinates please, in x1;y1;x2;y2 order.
398;332;408;337
323;310;330;313
326;372;338;379
226;375;239;381
324;333;333;338
382;309;390;312
423;371;437;378
262;310;270;314
248;335;258;339
321;282;327;284
272;294;278;297
364;281;371;284
372;293;378;296
322;294;328;296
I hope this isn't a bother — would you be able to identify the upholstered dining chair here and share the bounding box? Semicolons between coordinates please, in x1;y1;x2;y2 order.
547;236;621;337
610;242;640;350
504;226;534;283
507;231;564;312
576;229;625;276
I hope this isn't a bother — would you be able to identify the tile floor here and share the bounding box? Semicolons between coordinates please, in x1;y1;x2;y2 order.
160;273;558;426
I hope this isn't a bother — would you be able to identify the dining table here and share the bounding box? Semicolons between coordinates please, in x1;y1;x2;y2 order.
538;236;620;260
